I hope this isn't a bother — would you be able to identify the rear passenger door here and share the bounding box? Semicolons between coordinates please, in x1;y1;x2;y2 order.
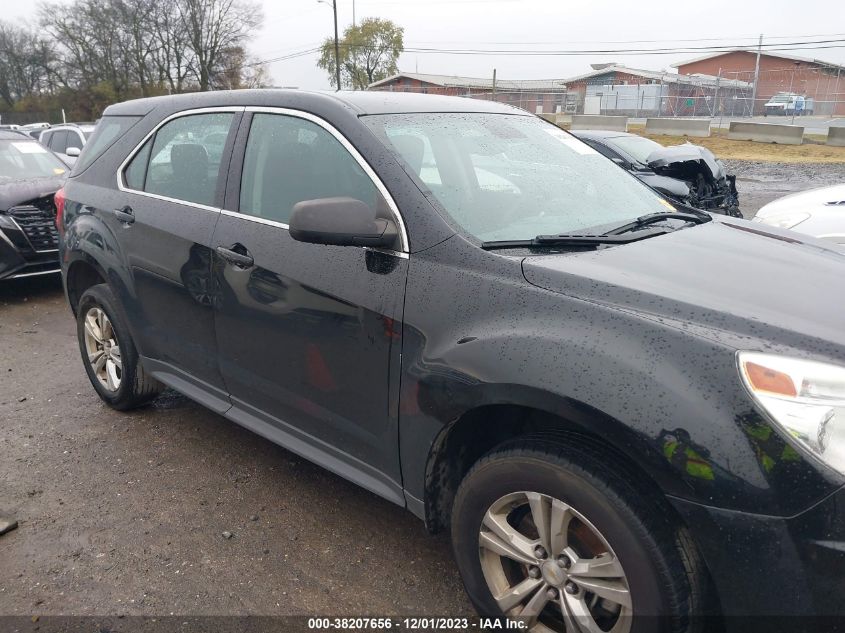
115;108;242;409
210;109;409;495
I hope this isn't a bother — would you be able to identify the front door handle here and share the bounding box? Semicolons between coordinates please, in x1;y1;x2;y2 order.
216;244;254;268
113;206;135;224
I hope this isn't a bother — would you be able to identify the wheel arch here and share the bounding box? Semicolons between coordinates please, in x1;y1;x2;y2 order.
65;255;108;315
421;394;688;535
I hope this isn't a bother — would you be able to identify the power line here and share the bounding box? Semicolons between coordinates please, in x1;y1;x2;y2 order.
249;37;845;67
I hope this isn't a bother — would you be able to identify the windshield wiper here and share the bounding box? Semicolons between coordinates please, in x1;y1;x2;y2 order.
602;210;710;236
481;227;668;250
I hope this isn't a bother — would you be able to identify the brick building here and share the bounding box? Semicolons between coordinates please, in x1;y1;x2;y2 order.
673;50;845;115
368;72;569;114
561;63;751;117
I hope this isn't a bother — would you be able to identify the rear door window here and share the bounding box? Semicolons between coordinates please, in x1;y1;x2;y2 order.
141;112;234;207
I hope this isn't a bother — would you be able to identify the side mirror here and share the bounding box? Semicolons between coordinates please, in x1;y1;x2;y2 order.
289;197;397;248
66;147;81;157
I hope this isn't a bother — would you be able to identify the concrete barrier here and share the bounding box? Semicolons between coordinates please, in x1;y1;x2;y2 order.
727;121;804;145
827;126;845;147
570;115;628;132
645;118;711;137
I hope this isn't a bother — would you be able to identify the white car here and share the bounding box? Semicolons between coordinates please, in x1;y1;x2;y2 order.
753;183;845;246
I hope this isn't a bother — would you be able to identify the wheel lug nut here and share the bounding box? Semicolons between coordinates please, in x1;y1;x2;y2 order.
556;555;571;569
528;566;540;579
564;581;579;595
534;545;547;559
546;588;558;600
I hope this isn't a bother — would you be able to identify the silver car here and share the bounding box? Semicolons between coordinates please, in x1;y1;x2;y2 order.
753;183;845;247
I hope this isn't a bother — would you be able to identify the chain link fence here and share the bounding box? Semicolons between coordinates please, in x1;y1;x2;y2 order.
370;67;845;118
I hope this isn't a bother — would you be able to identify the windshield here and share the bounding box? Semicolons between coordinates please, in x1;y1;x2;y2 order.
364;113;673;242
0;139;67;181
607;135;664;165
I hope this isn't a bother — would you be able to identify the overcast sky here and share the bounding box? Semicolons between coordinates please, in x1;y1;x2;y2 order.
7;0;845;89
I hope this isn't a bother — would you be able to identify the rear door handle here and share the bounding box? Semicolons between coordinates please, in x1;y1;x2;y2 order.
216;244;254;268
113;206;135;224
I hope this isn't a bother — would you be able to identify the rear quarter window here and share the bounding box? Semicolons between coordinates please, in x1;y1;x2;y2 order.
72;115;143;174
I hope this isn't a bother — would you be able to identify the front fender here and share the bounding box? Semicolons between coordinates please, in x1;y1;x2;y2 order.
399;237;842;519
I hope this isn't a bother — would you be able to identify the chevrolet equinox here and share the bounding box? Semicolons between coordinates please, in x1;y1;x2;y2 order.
58;91;845;632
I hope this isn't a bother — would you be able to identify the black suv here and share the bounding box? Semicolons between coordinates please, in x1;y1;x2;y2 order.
59;90;845;632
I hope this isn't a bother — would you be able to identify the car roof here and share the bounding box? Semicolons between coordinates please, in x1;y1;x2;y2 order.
103;89;529;118
0;131;38;141
569;130;637;141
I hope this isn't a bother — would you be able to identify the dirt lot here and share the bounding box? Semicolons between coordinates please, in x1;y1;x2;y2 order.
0;277;470;618
727;160;845;216
0;158;841;620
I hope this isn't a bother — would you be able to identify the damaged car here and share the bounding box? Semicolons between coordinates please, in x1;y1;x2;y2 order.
0;131;67;280
572;130;741;216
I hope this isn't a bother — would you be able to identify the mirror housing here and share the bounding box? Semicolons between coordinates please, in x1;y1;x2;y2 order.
66;146;81;157
289;197;398;248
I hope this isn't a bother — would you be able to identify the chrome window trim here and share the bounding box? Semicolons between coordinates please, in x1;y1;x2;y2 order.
242;106;409;253
116;106;245;214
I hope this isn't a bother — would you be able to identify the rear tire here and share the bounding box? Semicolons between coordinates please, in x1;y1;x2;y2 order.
451;439;703;633
76;284;162;410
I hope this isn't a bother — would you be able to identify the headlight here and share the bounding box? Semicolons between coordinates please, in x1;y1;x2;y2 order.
738;352;845;474
759;212;810;229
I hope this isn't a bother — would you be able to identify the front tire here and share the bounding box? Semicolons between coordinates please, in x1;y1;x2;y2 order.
451;439;703;633
76;284;162;410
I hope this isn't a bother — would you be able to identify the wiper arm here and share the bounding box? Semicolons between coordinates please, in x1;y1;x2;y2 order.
481;227;668;250
603;211;710;236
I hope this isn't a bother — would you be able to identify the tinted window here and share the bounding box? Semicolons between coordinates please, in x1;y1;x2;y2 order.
74;115;142;174
144;113;234;207
239;113;379;224
66;131;84;151
50;130;69;154
124;138;152;190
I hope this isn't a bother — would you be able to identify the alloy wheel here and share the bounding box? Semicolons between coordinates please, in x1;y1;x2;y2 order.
83;307;122;392
479;491;632;633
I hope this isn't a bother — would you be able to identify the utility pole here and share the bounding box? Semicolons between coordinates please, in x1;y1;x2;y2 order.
492;68;497;96
319;0;342;90
332;0;341;91
352;0;356;27
751;34;762;116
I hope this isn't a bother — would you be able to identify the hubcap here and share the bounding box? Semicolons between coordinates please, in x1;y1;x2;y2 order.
83;307;122;392
478;491;632;632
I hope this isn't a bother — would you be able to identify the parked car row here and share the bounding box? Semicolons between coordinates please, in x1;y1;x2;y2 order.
0;131;67;280
48;90;845;632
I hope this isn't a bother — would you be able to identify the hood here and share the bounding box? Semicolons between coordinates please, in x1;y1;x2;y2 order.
0;175;65;212
647;143;726;181
522;218;845;355
755;183;845;219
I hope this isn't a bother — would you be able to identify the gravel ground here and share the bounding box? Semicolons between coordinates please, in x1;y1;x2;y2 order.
0;277;469;618
726;160;845;218
0;160;841;620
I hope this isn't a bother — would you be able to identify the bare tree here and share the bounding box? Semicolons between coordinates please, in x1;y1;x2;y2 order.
176;0;263;91
0;22;57;107
209;46;270;90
